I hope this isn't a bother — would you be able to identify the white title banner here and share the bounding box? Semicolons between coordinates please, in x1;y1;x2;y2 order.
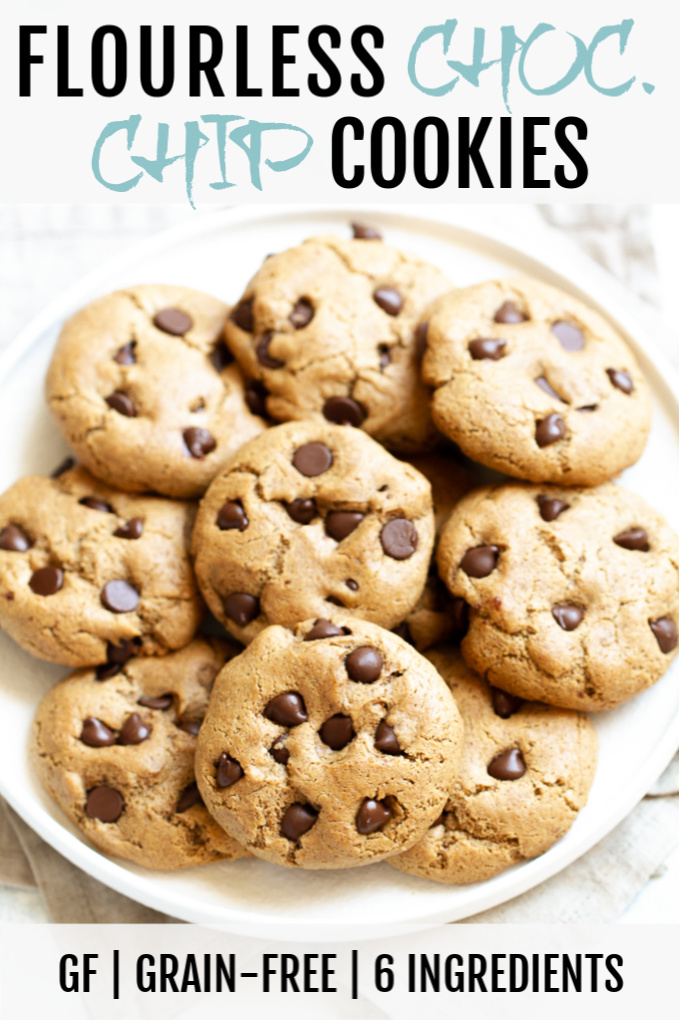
0;0;678;205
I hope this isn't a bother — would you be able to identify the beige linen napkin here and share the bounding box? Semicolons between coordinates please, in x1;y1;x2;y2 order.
0;203;677;923
0;800;169;923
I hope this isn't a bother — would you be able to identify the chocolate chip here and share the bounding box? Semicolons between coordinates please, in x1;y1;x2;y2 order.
0;524;31;552
117;713;151;746
304;618;348;641
614;528;649;551
490;687;524;719
290;299;314;329
101;580;139;613
210;340;233;372
281;803;318;840
488;748;526;780
137;694;173;710
108;639;139;664
450;597;470;640
552;321;584;351
373;286;403;316
264;692;308;727
346;579;359;591
106;392;136;417
96;639;137;680
322;396;365;427
319;714;354;750
325;511;364;541
535;376;563;401
86;786;123;822
469;337;507;361
153;308;193;336
380;519;418;560
326;595;345;607
346;646;383;683
223;592;259;627
356;798;392;834
414;322;429;360
51;457;75;478
552;604;584;631
494;301;527;324
255;333;284;369
215;752;244;788
183;427;216;459
216;500;249;532
230;298;254;332
176;783;203;813
270;734;290;765
537;495;569;522
80;717;116;747
293;442;333;477
374;721;400;755
177;719;201;736
95;663;120;681
460;545;499;579
79;497;113;513
536;413;566;447
379;345;391;369
352;222;382;240
29;566;63;596
114;517;143;540
650;617;678;654
284;498;317;524
607;368;634;394
114;341;136;365
245;381;268;417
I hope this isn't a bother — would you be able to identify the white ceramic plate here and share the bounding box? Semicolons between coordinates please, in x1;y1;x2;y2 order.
0;205;677;931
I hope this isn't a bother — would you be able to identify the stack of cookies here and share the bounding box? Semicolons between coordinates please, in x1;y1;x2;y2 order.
0;224;676;887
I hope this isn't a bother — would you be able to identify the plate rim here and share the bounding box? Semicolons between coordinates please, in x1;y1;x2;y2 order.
0;203;677;931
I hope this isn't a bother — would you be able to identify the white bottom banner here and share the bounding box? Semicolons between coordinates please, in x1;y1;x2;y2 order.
0;922;677;1019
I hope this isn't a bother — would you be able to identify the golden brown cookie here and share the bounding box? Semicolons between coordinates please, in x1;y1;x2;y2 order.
46;284;265;499
195;618;464;869
421;277;652;485
191;421;435;643
224;233;452;451
389;647;598;884
31;639;248;870
437;482;679;710
0;465;203;666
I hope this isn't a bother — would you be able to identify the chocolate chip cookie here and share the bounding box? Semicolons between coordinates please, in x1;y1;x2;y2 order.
0;465;203;666
191;421;435;643
396;451;477;651
224;233;452;451
32;639;249;870
46;284;265;499
194;619;464;869
421;278;652;485
389;647;597;884
437;482;679;710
